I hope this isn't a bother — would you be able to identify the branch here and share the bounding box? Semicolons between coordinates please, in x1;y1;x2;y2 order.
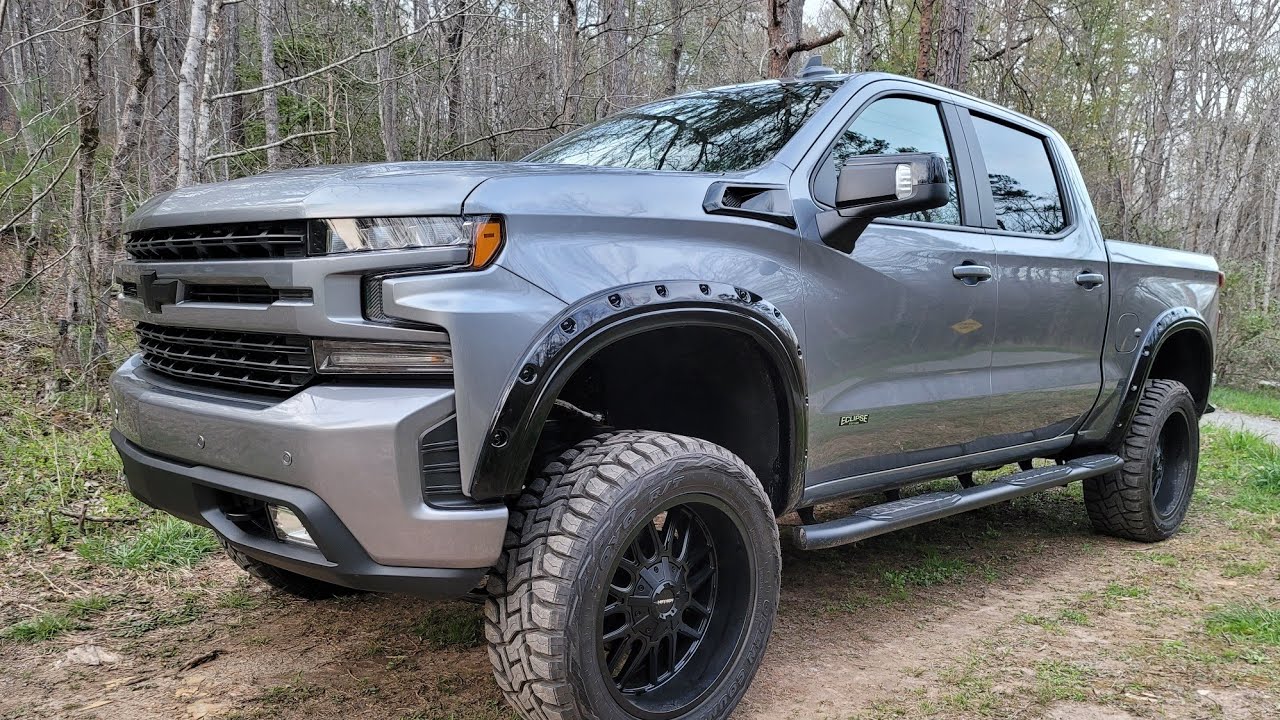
0;147;78;238
0;246;75;311
2;0;159;54
788;29;846;57
212;8;465;101
976;35;1033;62
203;128;336;162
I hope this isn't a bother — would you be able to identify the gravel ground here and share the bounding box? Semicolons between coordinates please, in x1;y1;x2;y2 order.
1202;407;1280;444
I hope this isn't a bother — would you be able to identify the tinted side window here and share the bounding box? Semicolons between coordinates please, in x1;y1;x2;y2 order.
815;97;960;225
970;116;1066;235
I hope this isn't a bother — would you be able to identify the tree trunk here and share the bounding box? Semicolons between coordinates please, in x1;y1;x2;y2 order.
915;0;936;81
766;0;843;78
556;0;581;123
60;0;106;384
257;0;282;169
766;0;804;78
446;0;466;144
665;0;684;95
176;0;212;187
603;0;628;112
935;0;977;90
194;1;229;182
860;0;877;71
373;0;400;161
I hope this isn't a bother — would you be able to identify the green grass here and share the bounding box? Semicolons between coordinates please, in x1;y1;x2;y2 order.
882;554;972;589
1222;560;1268;578
1033;660;1090;702
0;594;118;643
409;605;484;649
1212;386;1280;420
1205;604;1280;646
1;612;76;642
76;516;218;569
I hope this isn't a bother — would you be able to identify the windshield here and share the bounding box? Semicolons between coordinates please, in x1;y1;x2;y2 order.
524;79;844;173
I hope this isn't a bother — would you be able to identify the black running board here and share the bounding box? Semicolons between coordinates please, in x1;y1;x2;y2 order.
791;454;1124;551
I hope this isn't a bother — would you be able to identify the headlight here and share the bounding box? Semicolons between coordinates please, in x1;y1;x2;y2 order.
314;339;453;374
322;215;503;268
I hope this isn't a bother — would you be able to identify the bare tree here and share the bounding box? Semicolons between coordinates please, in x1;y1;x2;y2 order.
257;0;281;169
766;0;844;78
176;0;212;187
373;0;400;161
934;0;976;89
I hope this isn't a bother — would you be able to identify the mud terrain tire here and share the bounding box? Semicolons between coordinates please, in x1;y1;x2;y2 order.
485;431;780;720
1084;379;1199;542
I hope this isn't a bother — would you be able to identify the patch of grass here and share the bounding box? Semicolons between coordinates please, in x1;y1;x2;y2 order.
1058;608;1091;626
1;612;76;642
1034;660;1089;702
1104;582;1149;599
76;516;218;569
1222;560;1268;578
1145;552;1179;567
259;679;322;705
1212;386;1280;420
1019;613;1063;634
217;590;262;611
0;594;118;643
409;604;484;649
1205;604;1280;646
883;554;971;590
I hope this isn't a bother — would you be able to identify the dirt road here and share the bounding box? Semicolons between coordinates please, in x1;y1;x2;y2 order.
3;423;1277;720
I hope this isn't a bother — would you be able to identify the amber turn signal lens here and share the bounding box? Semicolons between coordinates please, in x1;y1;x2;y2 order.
472;220;503;268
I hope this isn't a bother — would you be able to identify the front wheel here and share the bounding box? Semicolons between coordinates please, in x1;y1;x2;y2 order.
1084;379;1200;542
485;431;780;720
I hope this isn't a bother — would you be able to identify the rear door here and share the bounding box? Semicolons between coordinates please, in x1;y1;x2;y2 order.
792;88;1000;493
959;109;1108;443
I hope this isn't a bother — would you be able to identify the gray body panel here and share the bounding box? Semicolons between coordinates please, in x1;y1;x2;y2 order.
110;72;1218;587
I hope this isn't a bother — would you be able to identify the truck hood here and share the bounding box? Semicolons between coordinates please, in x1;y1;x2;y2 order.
123;161;657;231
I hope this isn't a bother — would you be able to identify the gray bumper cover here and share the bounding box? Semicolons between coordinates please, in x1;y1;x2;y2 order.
110;355;507;571
113;431;488;597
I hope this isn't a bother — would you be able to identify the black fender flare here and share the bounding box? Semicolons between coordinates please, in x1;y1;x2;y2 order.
468;280;808;511
1103;306;1213;448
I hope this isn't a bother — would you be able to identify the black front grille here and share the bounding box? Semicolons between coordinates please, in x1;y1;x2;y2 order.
183;284;313;304
136;323;315;394
126;221;315;262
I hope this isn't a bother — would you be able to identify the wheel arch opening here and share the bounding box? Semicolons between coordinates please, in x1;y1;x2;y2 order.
537;324;799;515
1147;327;1213;414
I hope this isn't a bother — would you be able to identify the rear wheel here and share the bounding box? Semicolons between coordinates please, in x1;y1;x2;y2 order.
485;431;780;720
1084;379;1199;542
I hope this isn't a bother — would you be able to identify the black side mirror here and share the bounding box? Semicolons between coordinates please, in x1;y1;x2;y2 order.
820;152;949;252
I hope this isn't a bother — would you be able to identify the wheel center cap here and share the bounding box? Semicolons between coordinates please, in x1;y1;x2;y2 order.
652;584;680;619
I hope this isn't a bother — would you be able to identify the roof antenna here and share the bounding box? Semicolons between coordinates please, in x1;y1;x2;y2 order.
799;55;836;79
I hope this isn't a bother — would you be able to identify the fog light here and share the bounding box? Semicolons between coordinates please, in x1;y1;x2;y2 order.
268;505;316;548
313;339;453;375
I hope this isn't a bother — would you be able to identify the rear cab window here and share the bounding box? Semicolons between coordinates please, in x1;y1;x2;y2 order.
969;115;1068;235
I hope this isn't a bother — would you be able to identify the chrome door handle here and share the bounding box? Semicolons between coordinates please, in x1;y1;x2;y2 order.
1075;272;1105;288
952;264;993;285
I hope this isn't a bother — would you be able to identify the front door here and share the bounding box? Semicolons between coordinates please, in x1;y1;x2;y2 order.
962;110;1108;443
796;93;999;491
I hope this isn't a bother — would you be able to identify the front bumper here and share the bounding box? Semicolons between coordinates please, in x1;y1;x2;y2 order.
114;431;487;597
110;355;507;586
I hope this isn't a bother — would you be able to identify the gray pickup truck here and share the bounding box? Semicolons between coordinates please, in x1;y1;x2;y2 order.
111;65;1220;720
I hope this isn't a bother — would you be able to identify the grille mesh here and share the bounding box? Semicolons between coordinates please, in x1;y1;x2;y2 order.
126;221;313;262
184;285;281;304
135;323;316;394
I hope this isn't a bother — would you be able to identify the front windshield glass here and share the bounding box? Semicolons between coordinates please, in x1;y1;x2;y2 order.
524;80;843;172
